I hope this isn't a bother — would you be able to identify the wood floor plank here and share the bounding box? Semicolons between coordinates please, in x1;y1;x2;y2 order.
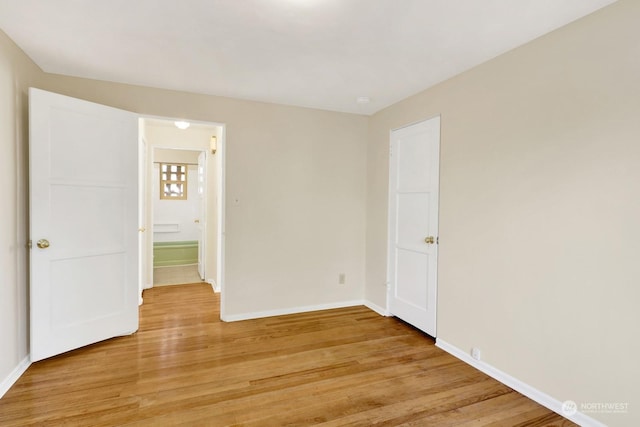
0;283;575;426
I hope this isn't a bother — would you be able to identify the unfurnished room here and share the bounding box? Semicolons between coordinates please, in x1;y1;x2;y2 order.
0;1;637;426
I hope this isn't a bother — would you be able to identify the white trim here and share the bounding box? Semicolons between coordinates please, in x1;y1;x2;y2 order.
217;126;226;320
0;357;31;399
221;300;365;322
197;151;208;285
208;279;220;293
390;113;443;133
435;339;608;427
364;300;390;316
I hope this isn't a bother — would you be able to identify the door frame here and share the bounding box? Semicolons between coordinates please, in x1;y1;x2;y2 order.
138;127;148;305
386;115;441;334
196;151;207;281
139;116;226;319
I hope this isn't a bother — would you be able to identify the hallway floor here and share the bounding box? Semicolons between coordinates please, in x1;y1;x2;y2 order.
153;264;202;286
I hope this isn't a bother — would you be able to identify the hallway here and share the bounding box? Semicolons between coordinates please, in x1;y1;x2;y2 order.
153;264;202;286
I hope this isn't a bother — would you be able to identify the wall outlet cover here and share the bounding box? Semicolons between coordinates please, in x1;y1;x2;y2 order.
471;347;481;361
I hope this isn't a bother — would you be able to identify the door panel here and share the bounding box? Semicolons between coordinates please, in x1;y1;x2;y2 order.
397;193;430;249
51;254;126;325
51;186;125;254
395;249;429;308
397;133;433;190
30;88;139;362
388;117;440;336
50;109;126;180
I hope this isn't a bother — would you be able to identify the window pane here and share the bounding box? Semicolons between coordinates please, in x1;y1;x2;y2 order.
160;163;187;200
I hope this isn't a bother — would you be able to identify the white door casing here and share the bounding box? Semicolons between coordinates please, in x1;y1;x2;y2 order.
29;88;139;362
197;151;206;280
388;116;440;336
138;131;147;304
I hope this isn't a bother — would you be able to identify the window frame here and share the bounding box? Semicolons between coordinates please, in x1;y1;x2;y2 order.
159;162;188;200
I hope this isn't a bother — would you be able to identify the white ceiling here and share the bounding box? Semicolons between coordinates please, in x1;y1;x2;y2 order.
0;0;617;115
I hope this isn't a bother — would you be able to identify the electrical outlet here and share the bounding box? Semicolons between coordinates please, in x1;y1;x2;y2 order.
338;273;346;284
471;347;481;361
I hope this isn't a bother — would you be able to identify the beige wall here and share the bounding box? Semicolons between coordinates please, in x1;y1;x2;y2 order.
0;30;42;390
38;72;369;318
366;1;639;425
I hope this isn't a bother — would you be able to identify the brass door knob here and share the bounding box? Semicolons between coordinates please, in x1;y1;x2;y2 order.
424;236;435;244
36;239;50;249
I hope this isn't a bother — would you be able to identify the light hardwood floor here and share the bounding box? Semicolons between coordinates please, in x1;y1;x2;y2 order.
0;284;575;426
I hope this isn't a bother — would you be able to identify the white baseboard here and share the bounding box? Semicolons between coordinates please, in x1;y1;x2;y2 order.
0;356;31;399
364;300;390;316
435;339;607;427
222;300;365;322
208;279;220;293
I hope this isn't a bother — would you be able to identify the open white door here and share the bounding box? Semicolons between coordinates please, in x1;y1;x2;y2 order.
197;151;206;280
29;88;139;362
388;117;440;336
138;129;147;304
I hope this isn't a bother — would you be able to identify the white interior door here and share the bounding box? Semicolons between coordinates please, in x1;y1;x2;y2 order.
30;88;139;362
388;117;440;336
197;151;206;280
138;132;147;304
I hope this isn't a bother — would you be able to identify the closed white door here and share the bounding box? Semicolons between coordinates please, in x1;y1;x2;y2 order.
197;151;206;280
29;88;139;362
388;117;440;336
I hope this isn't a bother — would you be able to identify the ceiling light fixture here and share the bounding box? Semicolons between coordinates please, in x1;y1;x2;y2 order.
174;120;190;130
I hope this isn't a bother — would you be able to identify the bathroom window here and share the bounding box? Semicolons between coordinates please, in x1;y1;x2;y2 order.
160;163;187;200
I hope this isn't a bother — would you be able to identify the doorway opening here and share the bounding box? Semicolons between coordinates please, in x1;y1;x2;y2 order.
139;118;225;303
29;88;227;362
152;149;204;286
